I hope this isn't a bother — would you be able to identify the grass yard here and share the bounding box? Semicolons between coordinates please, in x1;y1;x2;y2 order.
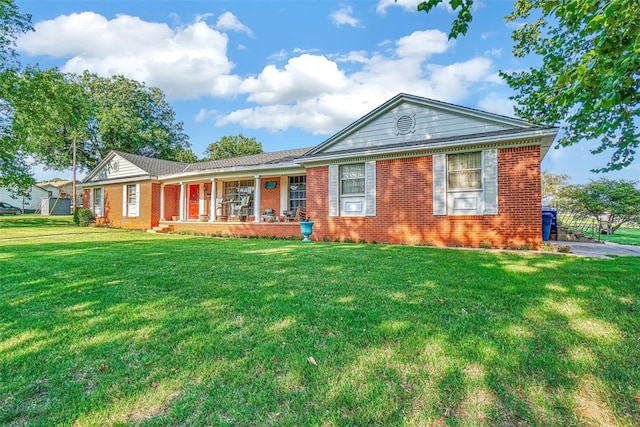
1;216;639;426
600;228;640;246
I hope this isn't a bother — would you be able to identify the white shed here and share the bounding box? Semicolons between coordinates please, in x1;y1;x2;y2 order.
0;185;50;213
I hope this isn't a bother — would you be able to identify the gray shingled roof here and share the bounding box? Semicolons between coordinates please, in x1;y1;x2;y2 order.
114;151;188;176
183;147;313;172
112;147;313;177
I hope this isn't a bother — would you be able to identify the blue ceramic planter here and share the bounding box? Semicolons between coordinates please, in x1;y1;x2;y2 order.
299;221;314;242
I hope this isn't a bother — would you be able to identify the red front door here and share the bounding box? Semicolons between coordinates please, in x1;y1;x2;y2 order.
189;185;200;219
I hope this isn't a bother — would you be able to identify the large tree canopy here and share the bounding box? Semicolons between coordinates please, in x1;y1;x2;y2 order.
0;0;31;70
418;0;640;172
77;71;193;169
1;68;194;175
203;134;263;160
0;0;32;192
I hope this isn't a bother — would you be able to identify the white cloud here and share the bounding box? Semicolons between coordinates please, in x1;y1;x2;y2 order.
477;94;516;117
484;48;503;57
376;0;421;13
239;54;350;105
215;11;253;36
195;108;218;123
217;51;498;134
396;30;452;59
506;21;527;30
18;11;503;136
376;0;458;13
18;12;236;99
330;6;362;28
334;50;370;64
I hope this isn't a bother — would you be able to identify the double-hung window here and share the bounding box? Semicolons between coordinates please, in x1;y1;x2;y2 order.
340;164;365;196
432;149;498;216
123;184;140;217
447;152;482;191
329;161;376;217
91;187;103;217
289;176;306;211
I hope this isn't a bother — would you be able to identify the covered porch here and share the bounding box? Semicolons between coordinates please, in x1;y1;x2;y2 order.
158;173;307;225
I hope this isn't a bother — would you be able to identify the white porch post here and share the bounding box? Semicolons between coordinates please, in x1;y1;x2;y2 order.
160;184;165;221
209;178;217;222
179;182;185;221
254;175;261;223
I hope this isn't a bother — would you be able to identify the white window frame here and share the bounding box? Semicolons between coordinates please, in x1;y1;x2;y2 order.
288;175;306;211
90;187;104;217
447;152;482;192
122;183;140;217
329;161;376;217
433;150;498;216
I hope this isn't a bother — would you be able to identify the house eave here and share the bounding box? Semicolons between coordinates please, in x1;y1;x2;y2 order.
307;93;542;155
158;162;307;183
296;128;558;165
79;175;156;187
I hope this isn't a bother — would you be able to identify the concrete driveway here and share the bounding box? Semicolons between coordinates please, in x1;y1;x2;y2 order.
556;240;640;258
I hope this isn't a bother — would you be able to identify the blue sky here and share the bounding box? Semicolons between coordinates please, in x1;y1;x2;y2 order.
15;0;639;183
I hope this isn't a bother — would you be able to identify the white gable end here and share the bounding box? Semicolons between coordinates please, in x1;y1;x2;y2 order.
88;154;146;182
321;99;523;154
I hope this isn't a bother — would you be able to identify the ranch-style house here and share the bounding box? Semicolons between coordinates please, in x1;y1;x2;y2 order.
81;93;558;248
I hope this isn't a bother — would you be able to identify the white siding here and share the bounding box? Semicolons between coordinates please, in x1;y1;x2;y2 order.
323;101;512;153
88;154;145;182
0;186;50;211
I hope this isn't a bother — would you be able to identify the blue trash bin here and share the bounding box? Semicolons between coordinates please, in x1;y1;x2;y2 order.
542;212;553;241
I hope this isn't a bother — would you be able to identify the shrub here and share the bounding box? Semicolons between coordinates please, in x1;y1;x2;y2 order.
73;208;94;227
478;240;493;249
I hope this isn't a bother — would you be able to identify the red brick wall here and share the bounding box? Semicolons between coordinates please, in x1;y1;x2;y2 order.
163;185;180;219
306;145;542;248
260;176;282;216
170;221;301;238
92;181;156;229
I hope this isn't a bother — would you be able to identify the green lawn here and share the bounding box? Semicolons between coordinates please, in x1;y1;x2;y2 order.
600;228;640;246
1;216;639;426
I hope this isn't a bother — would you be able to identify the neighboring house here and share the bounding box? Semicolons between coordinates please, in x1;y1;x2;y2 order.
38;180;83;207
81;93;558;248
0;184;50;213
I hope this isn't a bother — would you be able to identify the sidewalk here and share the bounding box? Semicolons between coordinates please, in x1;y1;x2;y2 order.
555;240;640;258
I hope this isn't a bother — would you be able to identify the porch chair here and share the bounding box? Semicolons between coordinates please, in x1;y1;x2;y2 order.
294;206;307;221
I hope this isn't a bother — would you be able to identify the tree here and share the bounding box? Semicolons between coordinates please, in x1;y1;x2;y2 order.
566;178;640;234
203;134;263;160
2;69;194;171
0;0;32;194
0;0;31;70
2;68;194;206
76;72;193;169
541;171;570;208
417;0;640;172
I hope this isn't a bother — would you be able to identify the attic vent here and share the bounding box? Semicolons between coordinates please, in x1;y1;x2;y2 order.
395;113;416;136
